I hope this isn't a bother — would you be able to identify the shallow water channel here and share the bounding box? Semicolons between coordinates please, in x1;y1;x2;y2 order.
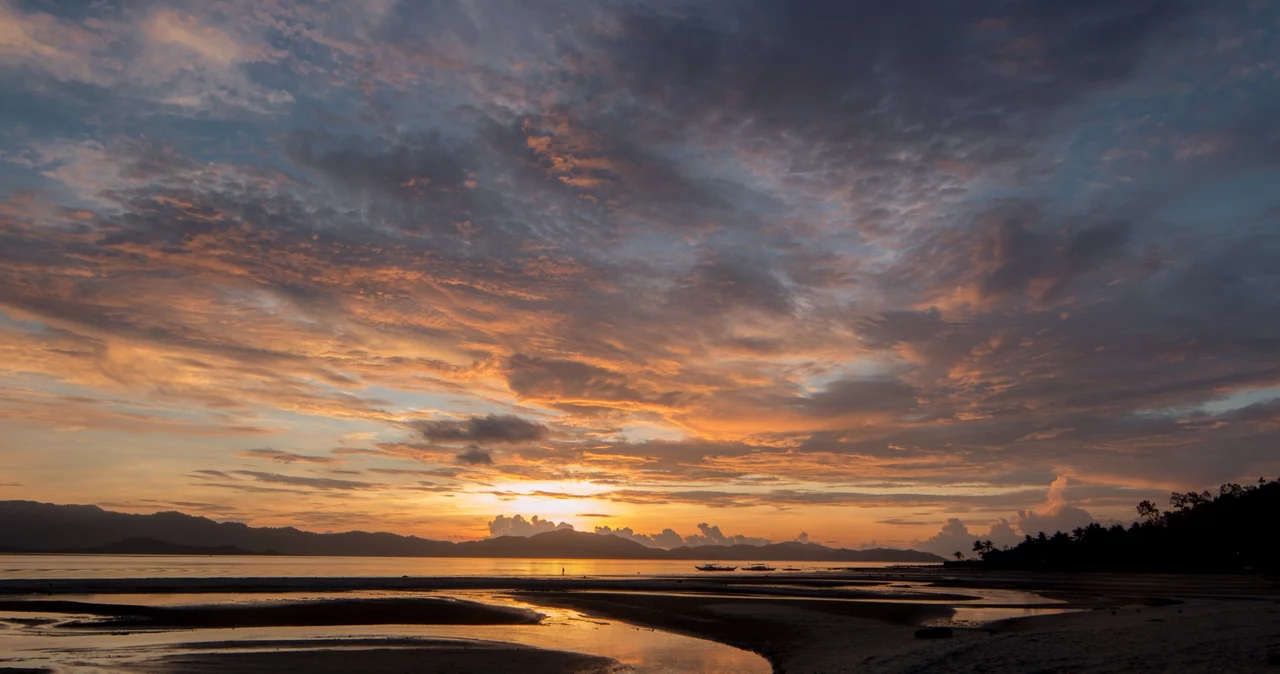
0;590;772;673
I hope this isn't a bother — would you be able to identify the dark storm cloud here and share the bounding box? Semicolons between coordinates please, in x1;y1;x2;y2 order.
795;377;919;418
375;0;480;45
285;130;472;200
668;253;794;316
505;354;659;405
856;309;952;348
419;414;547;445
970;206;1134;302
600;0;1193;169
454;447;494;465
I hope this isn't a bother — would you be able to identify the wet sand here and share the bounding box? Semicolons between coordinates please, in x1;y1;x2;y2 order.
2;569;1276;673
506;570;1280;673
0;596;540;629
513;590;1280;673
865;599;1280;673
128;638;624;674
513;591;954;673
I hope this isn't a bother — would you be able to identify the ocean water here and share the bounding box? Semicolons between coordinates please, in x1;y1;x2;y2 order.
0;554;932;579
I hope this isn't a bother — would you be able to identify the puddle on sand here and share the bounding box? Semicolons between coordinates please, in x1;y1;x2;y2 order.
571;582;1081;624
0;591;770;674
943;605;1077;625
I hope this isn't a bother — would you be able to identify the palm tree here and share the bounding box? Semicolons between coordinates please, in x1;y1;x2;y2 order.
972;539;995;557
953;551;965;561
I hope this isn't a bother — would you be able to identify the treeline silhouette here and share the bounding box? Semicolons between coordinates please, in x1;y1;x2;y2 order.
968;478;1279;573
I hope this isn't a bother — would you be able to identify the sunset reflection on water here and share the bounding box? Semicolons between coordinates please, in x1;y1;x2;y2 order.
0;590;771;673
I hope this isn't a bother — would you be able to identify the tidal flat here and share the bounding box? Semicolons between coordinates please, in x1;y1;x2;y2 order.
1;567;1276;673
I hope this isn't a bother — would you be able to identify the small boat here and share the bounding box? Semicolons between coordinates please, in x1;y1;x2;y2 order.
742;564;776;571
781;567;803;571
695;563;737;571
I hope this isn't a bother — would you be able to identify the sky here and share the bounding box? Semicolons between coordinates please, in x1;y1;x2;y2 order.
1;0;1279;554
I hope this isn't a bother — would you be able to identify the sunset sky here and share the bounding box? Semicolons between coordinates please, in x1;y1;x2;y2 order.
1;0;1279;553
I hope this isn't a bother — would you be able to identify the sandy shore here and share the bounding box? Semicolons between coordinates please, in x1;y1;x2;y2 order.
514;591;1280;673
514;591;953;673
507;572;1280;673
2;570;1276;673
866;599;1280;674
126;637;624;674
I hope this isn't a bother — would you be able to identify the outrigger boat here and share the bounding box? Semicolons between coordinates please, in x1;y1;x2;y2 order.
742;563;776;571
694;563;737;571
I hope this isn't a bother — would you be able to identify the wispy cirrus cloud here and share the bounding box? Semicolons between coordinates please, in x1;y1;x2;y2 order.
239;448;339;464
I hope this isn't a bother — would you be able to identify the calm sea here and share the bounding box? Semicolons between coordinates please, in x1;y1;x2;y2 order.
0;554;928;579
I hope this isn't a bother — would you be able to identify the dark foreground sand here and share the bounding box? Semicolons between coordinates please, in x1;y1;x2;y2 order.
2;570;1277;673
129;638;624;674
0;596;540;628
870;599;1280;674
513;575;1280;673
0;639;622;674
514;591;951;673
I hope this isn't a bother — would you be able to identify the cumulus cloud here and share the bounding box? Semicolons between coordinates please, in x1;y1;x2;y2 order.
988;518;1019;544
685;522;772;547
1016;476;1096;536
916;477;1097;555
916;517;1023;557
487;514;574;538
595;522;771;548
594;525;686;548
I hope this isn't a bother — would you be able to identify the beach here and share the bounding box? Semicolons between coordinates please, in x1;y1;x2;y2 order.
123;638;625;674
1;567;1276;673
514;576;1280;673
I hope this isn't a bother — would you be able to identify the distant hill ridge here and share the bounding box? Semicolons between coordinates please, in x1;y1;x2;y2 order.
0;500;942;562
0;537;270;556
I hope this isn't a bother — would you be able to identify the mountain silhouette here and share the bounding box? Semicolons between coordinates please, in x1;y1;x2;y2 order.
0;500;943;562
0;537;271;556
